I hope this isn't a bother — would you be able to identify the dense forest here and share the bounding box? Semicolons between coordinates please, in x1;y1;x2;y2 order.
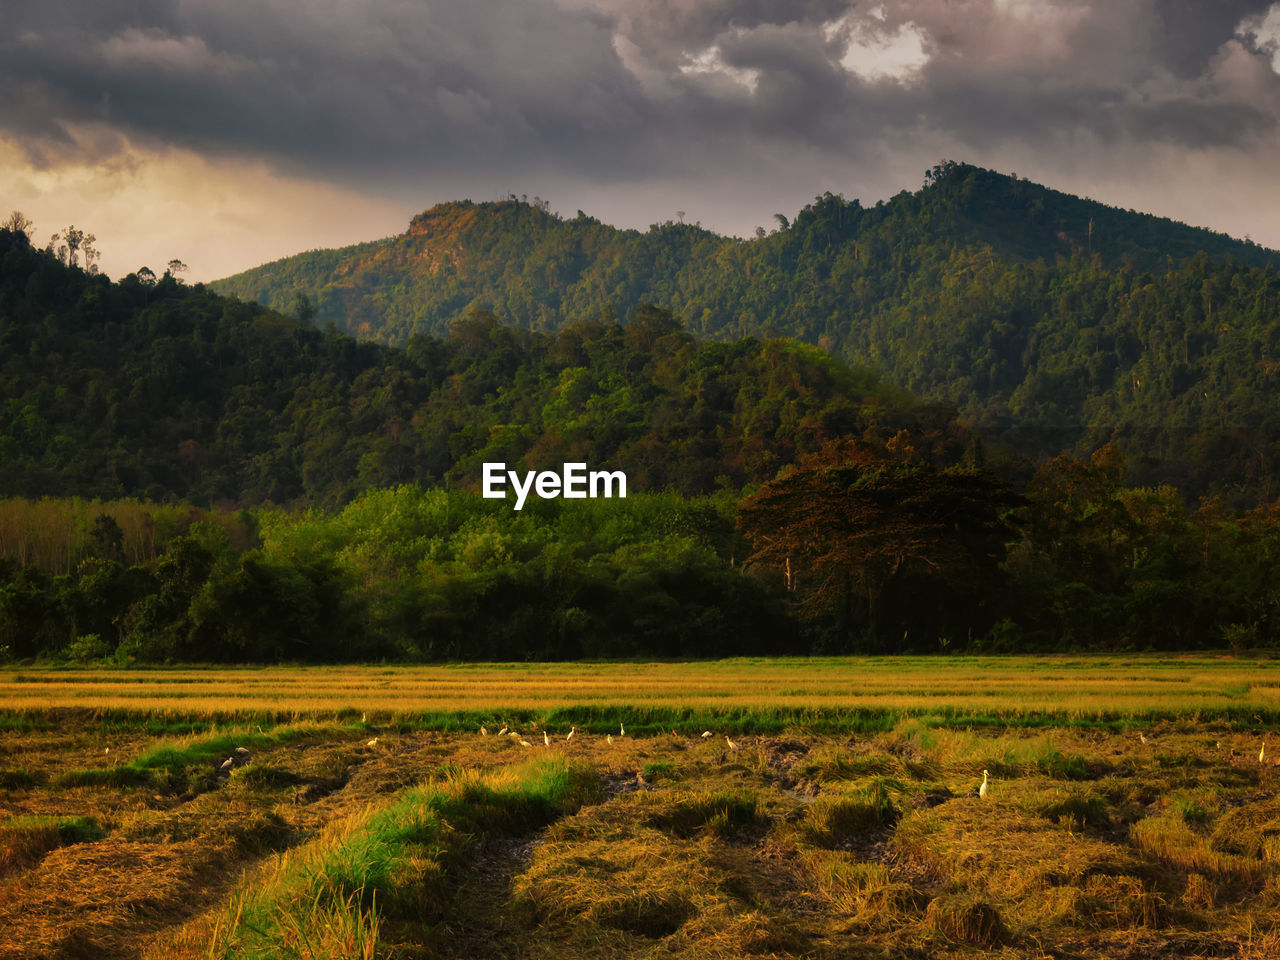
4;194;1280;663
214;162;1280;503
0;225;967;507
2;447;1278;664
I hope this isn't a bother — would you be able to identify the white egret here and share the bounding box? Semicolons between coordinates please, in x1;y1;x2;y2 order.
519;739;533;748
481;725;488;736
566;726;576;742
725;736;738;751
544;730;551;747
701;731;712;738
1261;741;1267;764
620;722;626;737
366;737;379;747
498;725;508;736
979;770;989;799
607;733;614;745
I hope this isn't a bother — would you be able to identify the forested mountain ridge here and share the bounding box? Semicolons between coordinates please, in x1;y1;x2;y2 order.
211;162;1280;502
0;226;968;507
213;161;1278;341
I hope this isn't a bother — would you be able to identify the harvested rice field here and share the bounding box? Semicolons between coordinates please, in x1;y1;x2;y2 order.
3;657;1280;959
3;656;1280;722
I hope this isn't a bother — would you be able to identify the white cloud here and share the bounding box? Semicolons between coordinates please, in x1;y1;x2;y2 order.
679;44;761;92
822;11;930;85
1238;2;1280;72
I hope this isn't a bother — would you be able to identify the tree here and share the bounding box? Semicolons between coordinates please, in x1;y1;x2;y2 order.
61;225;84;268
166;259;188;282
738;457;1020;647
86;514;125;564
82;234;99;274
2;211;33;239
291;292;317;324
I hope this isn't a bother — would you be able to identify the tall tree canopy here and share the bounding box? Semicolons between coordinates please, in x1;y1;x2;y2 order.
738;453;1021;649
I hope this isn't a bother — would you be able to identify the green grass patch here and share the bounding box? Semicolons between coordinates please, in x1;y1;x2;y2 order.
641;762;677;782
210;758;597;958
228;764;304;790
3;814;105;845
1;814;106;873
0;768;43;790
52;721;362;790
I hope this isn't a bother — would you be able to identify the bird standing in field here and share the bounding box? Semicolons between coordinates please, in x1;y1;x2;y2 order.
1261;741;1267;764
481;725;488;736
701;731;712;738
620;722;626;737
979;770;989;799
519;739;532;748
607;733;614;745
543;730;550;748
725;736;738;751
566;726;576;742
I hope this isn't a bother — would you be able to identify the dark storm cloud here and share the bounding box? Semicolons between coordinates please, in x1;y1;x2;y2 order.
3;0;1279;191
0;0;660;178
1153;0;1272;75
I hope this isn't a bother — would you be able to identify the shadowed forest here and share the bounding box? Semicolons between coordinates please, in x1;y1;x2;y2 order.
3;191;1280;662
215;162;1280;504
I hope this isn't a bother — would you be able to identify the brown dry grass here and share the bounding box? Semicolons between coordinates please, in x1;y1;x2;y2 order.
3;655;1280;719
2;710;1279;958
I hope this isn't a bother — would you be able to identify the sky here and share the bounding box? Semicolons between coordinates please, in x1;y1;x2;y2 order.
3;0;1280;282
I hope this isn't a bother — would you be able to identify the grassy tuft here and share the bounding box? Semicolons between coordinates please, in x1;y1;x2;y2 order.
641;761;677;782
1;814;105;874
799;782;899;848
0;768;42;790
647;790;761;839
229;764;304;790
925;893;1007;945
1039;789;1112;832
1132;811;1268;891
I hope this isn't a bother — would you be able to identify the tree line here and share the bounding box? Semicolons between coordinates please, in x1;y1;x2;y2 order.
2;443;1276;663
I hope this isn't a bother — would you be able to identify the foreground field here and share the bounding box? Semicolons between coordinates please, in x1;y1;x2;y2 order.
2;658;1280;959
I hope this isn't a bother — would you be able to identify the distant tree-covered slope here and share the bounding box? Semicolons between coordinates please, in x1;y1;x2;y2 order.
211;162;1280;501
0;226;967;507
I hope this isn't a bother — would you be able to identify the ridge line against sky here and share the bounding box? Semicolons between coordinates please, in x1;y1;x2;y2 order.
3;0;1280;282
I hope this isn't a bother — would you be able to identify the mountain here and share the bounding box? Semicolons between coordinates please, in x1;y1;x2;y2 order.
0;226;967;506
211;162;1280;502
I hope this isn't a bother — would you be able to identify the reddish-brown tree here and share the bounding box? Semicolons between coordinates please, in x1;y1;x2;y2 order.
737;455;1020;644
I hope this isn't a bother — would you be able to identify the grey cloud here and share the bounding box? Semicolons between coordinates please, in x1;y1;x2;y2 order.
2;0;1279;210
0;0;657;178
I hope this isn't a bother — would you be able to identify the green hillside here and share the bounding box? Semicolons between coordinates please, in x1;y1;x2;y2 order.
213;162;1280;502
0;226;964;507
